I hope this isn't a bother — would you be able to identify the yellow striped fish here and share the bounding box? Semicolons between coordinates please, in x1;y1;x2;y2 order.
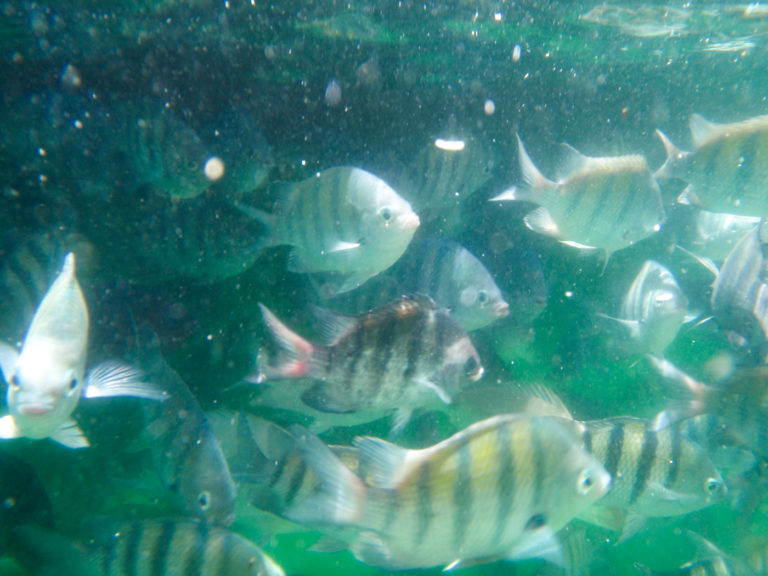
287;414;610;570
656;114;768;217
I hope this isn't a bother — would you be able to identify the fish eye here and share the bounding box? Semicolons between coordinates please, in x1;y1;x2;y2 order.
463;356;479;377
525;513;547;531
380;207;393;223
477;290;489;306
705;477;722;494
577;469;595;494
8;375;20;390
198;491;211;510
68;377;78;392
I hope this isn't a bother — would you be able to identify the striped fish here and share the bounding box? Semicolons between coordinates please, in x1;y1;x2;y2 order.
400;130;495;231
241;166;419;296
577;417;727;533
656;114;768;217
87;519;284;576
253;295;483;434
711;220;768;359
326;237;509;332
135;330;236;526
600;260;690;356
680;209;761;265
492;136;664;258
285;414;610;570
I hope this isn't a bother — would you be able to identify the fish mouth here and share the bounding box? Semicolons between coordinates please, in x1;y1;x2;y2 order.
399;213;421;231
470;366;485;381
495;302;510;318
17;403;54;416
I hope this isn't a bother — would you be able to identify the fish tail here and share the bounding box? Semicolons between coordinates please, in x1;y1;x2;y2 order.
653;129;685;180
253;304;316;382
646;355;709;427
287;425;367;527
232;201;277;247
515;134;556;200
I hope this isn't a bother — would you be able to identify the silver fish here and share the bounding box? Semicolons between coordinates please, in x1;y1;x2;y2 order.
492;137;664;258
286;415;610;570
241;166;420;295
600;260;690;356
0;254;164;448
656;114;768;217
681;209;761;264
326;237;509;332
253;295;483;434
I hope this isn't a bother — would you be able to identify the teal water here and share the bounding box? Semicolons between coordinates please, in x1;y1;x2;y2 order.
2;2;768;575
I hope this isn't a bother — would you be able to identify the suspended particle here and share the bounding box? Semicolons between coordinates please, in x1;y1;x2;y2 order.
324;79;342;107
204;156;225;181
484;99;496;115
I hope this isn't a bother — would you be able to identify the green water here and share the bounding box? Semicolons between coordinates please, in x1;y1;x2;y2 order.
2;1;768;575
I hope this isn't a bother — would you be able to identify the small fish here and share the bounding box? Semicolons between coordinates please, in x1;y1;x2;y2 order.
656;114;768;217
285;415;610;570
327;237;509;331
253;295;483;434
679;209;760;264
710;220;768;358
136;330;236;526
0;254;164;448
399;130;495;230
240;166;420;295
492;136;664;258
599;260;690;356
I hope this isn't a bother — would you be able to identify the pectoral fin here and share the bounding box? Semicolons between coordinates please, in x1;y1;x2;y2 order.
84;361;166;400
50;419;90;449
0;415;22;439
0;342;19;384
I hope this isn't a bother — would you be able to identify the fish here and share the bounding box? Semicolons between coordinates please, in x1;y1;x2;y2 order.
656;114;768;217
284;414;610;570
492;136;664;259
520;386;727;538
252;295;483;434
239;166;420;295
9;518;285;576
710;220;768;359
326;237;509;332
678;209;761;264
135;330;236;526
0;253;165;448
398;130;495;231
599;260;691;356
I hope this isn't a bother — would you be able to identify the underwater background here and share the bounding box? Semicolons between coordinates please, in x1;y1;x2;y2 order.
3;1;768;575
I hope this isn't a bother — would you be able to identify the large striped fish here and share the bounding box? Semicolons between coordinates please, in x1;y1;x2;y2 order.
656;114;768;217
253;295;483;434
710;220;768;359
599;260;690;356
285;415;610;570
241;166;419;296
325;237;509;332
492;136;664;259
0;254;165;448
9;519;285;576
677;209;761;265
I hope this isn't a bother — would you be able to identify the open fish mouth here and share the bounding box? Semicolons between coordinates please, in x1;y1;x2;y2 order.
495;302;510;317
18;403;55;416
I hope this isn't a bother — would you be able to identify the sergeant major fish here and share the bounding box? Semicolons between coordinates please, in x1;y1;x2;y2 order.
286;415;610;570
240;166;419;296
252;295;483;434
656;114;768;217
492;136;664;259
599;260;691;356
0;253;164;448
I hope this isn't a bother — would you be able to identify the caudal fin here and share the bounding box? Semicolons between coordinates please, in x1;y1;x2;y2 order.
250;304;316;383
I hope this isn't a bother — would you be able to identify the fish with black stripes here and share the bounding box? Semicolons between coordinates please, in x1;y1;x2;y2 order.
0;253;165;448
239;166;419;296
656;114;768;217
492;136;664;259
9;518;285;576
282;415;610;570
325;237;509;331
677;209;761;265
252;294;484;434
599;260;691;356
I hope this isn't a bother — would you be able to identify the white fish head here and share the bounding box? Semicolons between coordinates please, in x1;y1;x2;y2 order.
6;253;88;438
452;249;509;331
347;168;420;251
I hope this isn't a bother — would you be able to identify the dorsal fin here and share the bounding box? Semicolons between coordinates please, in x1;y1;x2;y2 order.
689;113;719;148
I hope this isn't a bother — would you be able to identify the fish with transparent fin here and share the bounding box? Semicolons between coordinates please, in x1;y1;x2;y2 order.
283;415;609;570
0;253;165;448
252;295;483;435
237;166;419;296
